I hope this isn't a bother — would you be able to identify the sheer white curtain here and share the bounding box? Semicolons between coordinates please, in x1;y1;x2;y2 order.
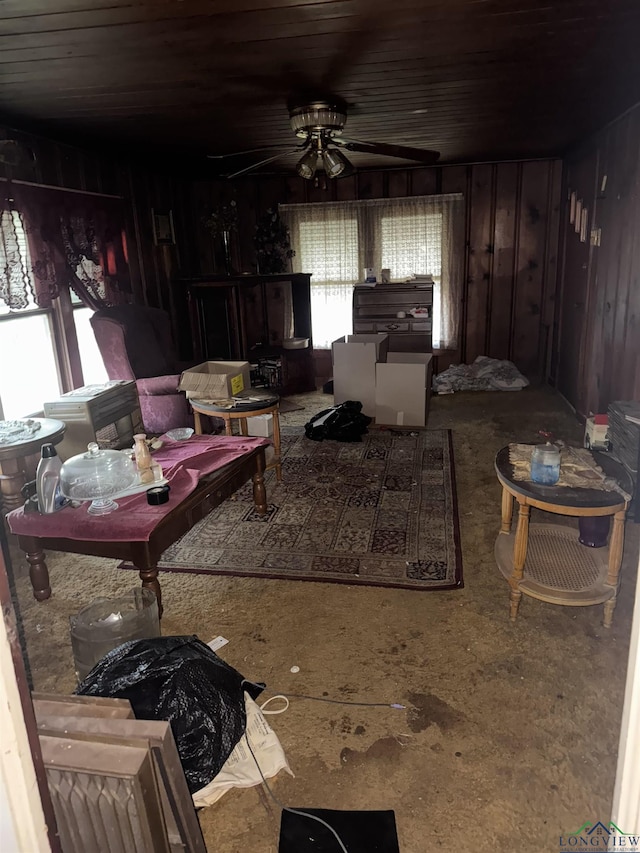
282;203;360;348
281;193;464;350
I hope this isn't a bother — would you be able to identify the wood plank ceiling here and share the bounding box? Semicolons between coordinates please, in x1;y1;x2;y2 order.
1;0;639;175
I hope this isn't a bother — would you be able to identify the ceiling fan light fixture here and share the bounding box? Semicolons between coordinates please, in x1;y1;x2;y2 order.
322;146;351;178
289;101;347;138
296;147;319;180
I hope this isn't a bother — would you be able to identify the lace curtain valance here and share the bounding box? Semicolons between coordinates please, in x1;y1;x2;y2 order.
0;180;131;312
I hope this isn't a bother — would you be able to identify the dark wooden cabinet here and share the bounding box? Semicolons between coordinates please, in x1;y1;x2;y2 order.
352;282;433;352
180;274;315;394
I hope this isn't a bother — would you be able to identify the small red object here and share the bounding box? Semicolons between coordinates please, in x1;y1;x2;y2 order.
594;414;608;425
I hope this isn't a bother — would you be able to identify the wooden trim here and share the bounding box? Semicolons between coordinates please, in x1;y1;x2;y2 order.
0;542;59;851
0;176;122;199
611;548;640;832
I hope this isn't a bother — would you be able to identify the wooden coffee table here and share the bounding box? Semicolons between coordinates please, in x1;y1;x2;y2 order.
494;446;631;627
14;444;267;617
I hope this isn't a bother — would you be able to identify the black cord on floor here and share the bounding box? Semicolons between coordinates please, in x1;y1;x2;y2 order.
241;679;405;710
244;727;349;853
281;693;405;709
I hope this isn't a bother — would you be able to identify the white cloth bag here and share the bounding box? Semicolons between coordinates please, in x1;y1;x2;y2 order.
193;692;293;807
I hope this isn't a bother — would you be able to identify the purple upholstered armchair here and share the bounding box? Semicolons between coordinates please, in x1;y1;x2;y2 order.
90;305;195;435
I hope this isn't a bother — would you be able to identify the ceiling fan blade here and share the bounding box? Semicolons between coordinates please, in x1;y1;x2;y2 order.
337;138;440;165
208;145;296;160
224;146;306;179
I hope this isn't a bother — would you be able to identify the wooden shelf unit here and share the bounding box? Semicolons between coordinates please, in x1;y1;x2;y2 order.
181;274;315;395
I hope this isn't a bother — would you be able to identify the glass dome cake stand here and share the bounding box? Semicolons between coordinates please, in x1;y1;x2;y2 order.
60;442;138;515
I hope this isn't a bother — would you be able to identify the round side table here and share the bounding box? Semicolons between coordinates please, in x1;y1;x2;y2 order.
494;446;631;628
0;418;66;514
190;394;282;482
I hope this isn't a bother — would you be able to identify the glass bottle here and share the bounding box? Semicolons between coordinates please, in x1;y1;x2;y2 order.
36;443;63;514
133;433;154;484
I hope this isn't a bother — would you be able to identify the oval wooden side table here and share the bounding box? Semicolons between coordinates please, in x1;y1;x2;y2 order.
190;393;282;482
494;446;631;627
0;418;66;515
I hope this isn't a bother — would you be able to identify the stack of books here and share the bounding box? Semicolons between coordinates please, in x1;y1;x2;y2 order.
608;400;640;476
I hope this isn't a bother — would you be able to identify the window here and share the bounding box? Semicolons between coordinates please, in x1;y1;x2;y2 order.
1;183;130;417
297;217;359;348
281;194;464;350
380;211;444;350
0;211;62;418
70;294;108;385
0;311;61;418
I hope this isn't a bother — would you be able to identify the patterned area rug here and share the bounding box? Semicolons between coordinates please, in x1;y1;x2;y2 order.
130;428;462;591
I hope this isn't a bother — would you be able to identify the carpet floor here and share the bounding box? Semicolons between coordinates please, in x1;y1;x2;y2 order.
124;427;462;591
8;387;640;853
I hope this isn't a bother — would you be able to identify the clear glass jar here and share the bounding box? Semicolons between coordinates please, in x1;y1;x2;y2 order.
70;588;160;682
530;442;561;485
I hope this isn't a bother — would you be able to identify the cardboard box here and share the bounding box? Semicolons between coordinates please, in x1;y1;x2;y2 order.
178;361;251;400
332;334;389;417
375;352;433;427
246;414;273;437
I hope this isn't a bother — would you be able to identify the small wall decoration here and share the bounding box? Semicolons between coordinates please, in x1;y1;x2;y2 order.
569;191;577;225
580;207;588;243
574;199;583;234
152;209;176;245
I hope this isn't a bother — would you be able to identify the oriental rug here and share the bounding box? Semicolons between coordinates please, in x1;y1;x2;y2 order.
126;428;462;591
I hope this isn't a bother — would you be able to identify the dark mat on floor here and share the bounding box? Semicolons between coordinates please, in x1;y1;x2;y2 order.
279;808;400;853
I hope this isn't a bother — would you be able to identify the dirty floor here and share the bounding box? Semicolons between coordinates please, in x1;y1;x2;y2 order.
9;386;639;852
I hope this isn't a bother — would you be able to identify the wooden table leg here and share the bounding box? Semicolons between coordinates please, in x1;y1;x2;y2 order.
25;546;52;602
193;409;203;435
603;596;617;629
272;406;282;482
500;485;513;534
138;565;163;619
0;455;28;514
509;500;530;622
223;416;233;437
252;458;267;516
603;507;627;628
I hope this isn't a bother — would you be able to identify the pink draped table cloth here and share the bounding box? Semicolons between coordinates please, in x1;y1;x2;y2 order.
7;434;269;542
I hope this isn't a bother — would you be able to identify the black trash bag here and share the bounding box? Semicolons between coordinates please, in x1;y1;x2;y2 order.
304;400;372;442
76;635;263;794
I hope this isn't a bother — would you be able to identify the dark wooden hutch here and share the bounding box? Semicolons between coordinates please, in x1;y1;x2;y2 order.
180;273;315;395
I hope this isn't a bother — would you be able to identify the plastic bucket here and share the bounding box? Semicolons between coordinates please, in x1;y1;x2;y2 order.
70;587;160;683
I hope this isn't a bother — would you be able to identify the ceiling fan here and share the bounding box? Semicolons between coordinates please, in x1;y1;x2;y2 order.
209;97;440;180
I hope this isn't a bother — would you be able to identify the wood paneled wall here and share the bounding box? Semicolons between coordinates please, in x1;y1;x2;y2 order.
2;125;563;381
181;159;562;379
555;105;640;417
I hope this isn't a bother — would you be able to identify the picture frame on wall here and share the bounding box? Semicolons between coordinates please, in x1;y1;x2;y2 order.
152;209;175;245
569;191;577;225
